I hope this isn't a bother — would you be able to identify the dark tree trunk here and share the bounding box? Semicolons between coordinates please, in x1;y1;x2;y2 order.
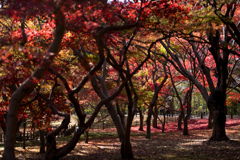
116;102;126;130
210;109;229;141
146;61;168;139
45;130;83;160
162;110;166;133
121;136;133;159
105;102;133;159
40;129;45;153
23;119;26;149
152;105;158;128
183;116;189;135
178;112;183;130
138;107;144;131
146;106;152;139
183;88;192;136
162;123;165;133
208;91;229;141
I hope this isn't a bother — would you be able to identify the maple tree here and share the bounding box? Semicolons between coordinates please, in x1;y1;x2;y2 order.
1;0;240;160
145;59;168;138
150;1;240;141
0;0;154;159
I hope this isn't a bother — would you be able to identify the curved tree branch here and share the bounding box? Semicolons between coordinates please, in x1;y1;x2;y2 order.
3;7;65;160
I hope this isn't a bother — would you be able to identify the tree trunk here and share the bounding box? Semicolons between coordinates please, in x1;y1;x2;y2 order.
162;123;165;133
40;129;45;153
23;119;26;149
45;130;83;160
209;109;229;141
138;108;144;131
208;91;229;141
178;112;183;130
146;106;152;139
162;110;166;133
116;102;126;130
183;116;189;135
183;90;192;136
152;105;158;128
121;136;133;159
3;9;65;160
105;102;134;159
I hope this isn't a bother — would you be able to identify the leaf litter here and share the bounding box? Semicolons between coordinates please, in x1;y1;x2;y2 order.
1;118;240;159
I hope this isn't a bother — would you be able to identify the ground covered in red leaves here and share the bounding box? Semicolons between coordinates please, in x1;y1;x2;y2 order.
130;118;240;133
1;118;240;160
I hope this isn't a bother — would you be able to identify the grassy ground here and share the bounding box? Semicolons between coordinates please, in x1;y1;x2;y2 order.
1;118;240;160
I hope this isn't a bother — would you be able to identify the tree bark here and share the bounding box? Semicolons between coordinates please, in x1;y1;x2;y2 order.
45;130;83;160
152;105;158;128
183;88;192;136
121;138;133;159
116;102;126;130
162;123;165;133
146;106;152;139
208;91;229;141
162;110;166;133
138;107;144;131
183;116;189;135
121;130;134;159
23;119;26;149
40;129;45;153
210;109;229;141
178;112;183;130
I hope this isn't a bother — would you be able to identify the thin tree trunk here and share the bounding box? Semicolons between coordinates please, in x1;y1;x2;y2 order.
146;106;152;139
116;102;125;130
23;119;26;149
40;129;45;153
138;107;144;131
183;116;189;135
178;112;183;130
183;88;192;136
152;105;158;128
162;110;166;133
146;61;168;139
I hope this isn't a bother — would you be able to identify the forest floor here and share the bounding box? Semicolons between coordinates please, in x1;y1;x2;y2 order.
1;118;240;160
